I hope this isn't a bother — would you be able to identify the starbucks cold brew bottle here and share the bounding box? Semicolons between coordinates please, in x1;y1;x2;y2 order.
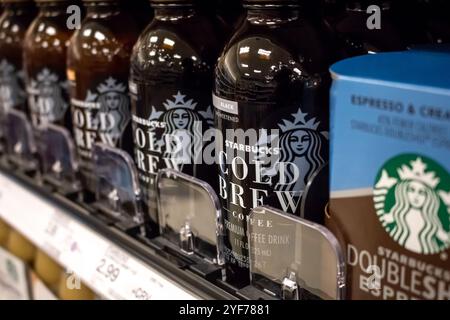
24;0;74;129
130;0;223;233
0;0;35;120
67;0;141;193
214;0;332;284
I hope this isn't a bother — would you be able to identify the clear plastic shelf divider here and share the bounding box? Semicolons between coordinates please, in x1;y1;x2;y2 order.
248;206;346;300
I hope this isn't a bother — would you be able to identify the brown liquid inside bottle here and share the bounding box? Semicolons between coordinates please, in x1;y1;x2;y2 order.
67;0;142;194
214;0;333;285
0;0;36;134
24;0;74;129
130;0;223;235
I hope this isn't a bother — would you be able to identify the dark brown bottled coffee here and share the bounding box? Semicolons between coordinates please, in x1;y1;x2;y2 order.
130;0;223;235
24;0;74;129
332;0;406;56
214;0;332;285
67;0;141;193
0;0;36;119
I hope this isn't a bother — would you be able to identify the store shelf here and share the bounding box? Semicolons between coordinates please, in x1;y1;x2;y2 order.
0;168;236;300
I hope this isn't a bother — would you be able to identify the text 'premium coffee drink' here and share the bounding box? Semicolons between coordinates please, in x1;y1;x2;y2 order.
214;0;332;284
67;0;141;193
24;0;74;129
130;0;223;233
0;0;36;127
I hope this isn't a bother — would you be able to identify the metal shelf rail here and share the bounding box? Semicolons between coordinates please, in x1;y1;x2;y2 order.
0;168;235;300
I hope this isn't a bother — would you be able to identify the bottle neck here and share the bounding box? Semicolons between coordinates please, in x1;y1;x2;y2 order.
245;6;300;25
37;2;68;17
153;5;197;21
85;1;121;18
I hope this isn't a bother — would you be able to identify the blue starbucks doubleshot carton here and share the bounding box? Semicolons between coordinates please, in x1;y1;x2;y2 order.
328;50;450;300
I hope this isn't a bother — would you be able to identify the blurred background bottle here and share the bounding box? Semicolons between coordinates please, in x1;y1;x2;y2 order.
0;0;36;143
24;0;75;130
130;0;224;235
67;0;142;196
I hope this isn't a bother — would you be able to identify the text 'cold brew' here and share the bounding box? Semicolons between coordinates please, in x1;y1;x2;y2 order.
67;0;141;192
129;0;223;233
24;0;74;129
213;0;332;284
0;0;36;129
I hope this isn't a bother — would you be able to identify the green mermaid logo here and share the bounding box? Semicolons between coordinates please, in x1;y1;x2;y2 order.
374;155;450;255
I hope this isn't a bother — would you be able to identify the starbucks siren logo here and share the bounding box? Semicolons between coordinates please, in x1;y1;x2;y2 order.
85;77;130;140
374;155;450;255
148;91;213;170
257;107;328;193
27;68;68;125
0;59;26;113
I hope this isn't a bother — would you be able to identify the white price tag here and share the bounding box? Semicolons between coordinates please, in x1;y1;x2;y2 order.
0;173;55;245
89;245;198;300
41;213;79;261
0;172;199;300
